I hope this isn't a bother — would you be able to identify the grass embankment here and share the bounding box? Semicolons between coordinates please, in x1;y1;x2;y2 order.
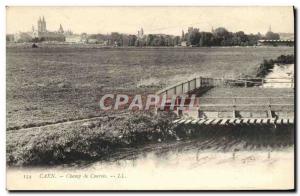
7;112;177;166
7;111;294;166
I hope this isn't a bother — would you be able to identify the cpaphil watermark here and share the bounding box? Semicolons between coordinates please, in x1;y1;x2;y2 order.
99;94;199;111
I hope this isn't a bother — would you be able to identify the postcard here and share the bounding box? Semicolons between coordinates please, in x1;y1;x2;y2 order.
6;6;295;190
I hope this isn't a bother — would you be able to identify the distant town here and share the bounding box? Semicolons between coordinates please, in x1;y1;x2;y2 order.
6;16;294;47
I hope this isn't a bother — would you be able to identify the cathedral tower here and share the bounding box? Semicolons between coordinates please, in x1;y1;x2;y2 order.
58;24;64;34
42;16;47;32
38;16;47;34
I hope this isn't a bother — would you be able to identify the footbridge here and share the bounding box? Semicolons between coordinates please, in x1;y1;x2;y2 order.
156;76;294;126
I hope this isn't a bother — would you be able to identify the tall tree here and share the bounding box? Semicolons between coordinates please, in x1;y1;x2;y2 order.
265;31;280;40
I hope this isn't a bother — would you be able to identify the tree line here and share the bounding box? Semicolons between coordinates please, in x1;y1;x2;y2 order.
181;27;280;47
7;26;281;47
94;27;280;47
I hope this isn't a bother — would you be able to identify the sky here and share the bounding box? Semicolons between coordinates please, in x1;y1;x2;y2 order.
6;6;294;35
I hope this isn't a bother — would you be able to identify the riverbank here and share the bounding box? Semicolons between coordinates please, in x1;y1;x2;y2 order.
7;111;294;166
6;112;176;166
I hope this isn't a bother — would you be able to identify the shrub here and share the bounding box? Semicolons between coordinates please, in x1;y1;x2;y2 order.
276;54;294;64
256;55;294;78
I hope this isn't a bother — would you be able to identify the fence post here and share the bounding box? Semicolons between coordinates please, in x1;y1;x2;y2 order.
222;77;224;87
268;98;272;118
232;98;236;118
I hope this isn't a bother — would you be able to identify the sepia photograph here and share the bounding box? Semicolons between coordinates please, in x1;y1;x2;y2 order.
5;6;295;190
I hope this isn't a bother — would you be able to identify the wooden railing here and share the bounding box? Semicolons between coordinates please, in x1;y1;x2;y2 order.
179;97;294;119
156;76;210;97
156;76;294;96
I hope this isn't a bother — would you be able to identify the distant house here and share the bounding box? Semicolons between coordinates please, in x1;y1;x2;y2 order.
65;34;82;43
180;41;188;47
39;31;65;42
257;39;294;47
87;38;98;44
80;33;88;43
6;34;15;42
121;35;129;46
14;32;33;42
278;33;294;41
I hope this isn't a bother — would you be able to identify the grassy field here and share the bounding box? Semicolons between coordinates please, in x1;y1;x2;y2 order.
6;46;294;128
6;45;294;166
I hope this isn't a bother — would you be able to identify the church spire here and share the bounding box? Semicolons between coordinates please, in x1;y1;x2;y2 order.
58;24;64;33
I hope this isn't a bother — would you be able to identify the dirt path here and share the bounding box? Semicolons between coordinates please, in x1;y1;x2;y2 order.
7;113;129;131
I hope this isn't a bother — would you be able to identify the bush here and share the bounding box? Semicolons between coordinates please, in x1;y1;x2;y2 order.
256;55;294;78
276;54;294;64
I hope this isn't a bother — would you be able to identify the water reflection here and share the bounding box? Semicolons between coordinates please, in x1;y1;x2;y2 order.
56;137;293;171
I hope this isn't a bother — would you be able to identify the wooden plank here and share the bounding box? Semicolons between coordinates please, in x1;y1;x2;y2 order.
275;119;282;124
184;119;193;124
190;119;200;124
220;119;229;125
229;119;236;124
211;119;222;125
241;118;250;124
173;119;182;123
235;119;241;124
198;103;294;107
204;119;215;125
249;119;256;124
262;119;269;124
199;96;293;99
177;119;186;124
255;119;263;124
198;119;207;125
282;119;288;124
